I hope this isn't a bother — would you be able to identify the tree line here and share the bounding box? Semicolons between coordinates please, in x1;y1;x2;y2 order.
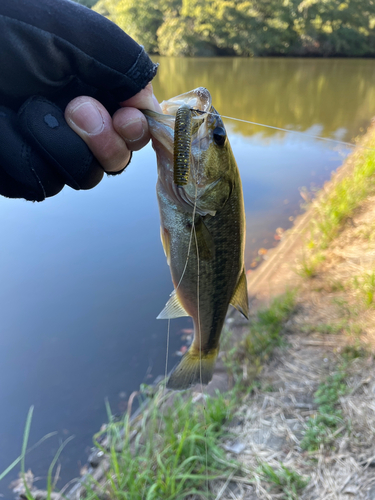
77;0;375;57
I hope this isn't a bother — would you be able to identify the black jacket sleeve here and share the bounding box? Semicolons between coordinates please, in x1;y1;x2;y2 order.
0;0;158;201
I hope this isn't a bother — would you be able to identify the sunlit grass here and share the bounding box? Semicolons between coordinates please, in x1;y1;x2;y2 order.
86;393;240;500
6;391;242;500
259;462;309;500
309;133;375;252
222;290;296;388
297;252;325;279
6;292;299;499
301;364;348;451
353;272;375;307
298;132;375;281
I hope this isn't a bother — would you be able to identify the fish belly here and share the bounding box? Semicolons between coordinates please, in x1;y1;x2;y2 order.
158;182;245;389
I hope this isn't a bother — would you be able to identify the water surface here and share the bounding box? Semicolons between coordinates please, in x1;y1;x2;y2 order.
1;57;375;496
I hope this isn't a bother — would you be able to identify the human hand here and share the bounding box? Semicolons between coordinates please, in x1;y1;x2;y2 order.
65;83;162;174
0;0;158;201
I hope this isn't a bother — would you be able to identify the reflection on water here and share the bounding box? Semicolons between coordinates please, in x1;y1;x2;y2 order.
153;57;375;141
1;58;374;496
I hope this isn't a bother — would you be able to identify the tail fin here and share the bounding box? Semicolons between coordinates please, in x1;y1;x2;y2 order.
167;346;219;390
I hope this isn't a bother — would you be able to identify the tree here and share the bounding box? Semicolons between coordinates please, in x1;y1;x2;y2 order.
94;0;164;53
92;0;375;56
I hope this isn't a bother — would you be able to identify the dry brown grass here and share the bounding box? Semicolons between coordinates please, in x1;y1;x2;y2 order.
209;158;375;499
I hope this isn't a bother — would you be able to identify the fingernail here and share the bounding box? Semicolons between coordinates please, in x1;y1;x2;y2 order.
121;119;145;142
69;102;104;134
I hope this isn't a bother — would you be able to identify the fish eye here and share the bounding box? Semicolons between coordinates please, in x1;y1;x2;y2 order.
213;127;226;146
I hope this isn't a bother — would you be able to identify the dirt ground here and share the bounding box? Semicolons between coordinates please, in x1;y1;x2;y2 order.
210;189;375;497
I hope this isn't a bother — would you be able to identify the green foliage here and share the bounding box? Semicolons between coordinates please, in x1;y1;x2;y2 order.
259;463;309;500
301;132;375;276
301;320;345;335
298;252;325;279
301;366;348;451
93;0;375;56
311;138;375;250
94;0;164;53
87;392;239;499
7;393;240;499
222;290;296;388
353;272;375;306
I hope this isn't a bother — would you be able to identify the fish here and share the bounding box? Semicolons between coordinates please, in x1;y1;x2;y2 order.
143;87;249;390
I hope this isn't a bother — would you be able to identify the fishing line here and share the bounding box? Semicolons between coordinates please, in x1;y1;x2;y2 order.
201;110;375;152
159;107;201;433
174;199;197;293
158;317;171;435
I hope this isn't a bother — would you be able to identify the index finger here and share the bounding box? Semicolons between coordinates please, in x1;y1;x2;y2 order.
120;83;162;113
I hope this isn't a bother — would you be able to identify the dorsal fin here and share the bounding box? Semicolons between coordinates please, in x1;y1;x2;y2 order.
157;291;189;319
230;268;249;319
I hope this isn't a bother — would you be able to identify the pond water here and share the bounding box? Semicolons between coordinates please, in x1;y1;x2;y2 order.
1;57;375;496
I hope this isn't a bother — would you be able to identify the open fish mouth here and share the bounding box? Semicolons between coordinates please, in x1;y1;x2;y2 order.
143;88;226;216
142;87;215;159
159;87;212;116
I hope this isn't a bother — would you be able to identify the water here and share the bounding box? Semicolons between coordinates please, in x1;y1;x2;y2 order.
1;57;375;496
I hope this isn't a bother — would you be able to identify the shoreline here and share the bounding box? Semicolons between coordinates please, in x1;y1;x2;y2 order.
16;122;375;500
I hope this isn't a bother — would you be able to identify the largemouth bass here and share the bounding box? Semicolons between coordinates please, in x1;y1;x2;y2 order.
144;88;249;390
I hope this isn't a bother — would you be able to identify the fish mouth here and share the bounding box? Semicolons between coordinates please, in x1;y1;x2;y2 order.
142;87;213;154
143;88;222;216
158;87;212;116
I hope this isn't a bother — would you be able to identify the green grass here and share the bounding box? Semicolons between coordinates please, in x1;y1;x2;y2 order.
84;391;240;500
222;290;296;389
301;365;348;451
301;321;345;335
300;133;375;277
310;136;375;250
4;292;298;500
297;252;325;279
8;391;241;500
353;272;375;306
259;463;309;500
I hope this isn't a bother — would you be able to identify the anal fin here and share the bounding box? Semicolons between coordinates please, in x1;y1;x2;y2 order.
157;290;189;319
230;268;249;319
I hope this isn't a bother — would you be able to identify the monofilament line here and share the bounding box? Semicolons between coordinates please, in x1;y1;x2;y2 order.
203;111;375;152
159;318;170;435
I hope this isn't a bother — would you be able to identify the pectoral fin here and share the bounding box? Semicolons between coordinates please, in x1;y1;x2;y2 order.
194;216;214;261
157;290;189;319
160;227;171;266
230;268;249;319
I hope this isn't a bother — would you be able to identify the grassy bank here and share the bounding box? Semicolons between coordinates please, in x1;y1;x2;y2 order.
7;127;375;500
6;291;297;500
301;126;375;277
221;291;297;390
